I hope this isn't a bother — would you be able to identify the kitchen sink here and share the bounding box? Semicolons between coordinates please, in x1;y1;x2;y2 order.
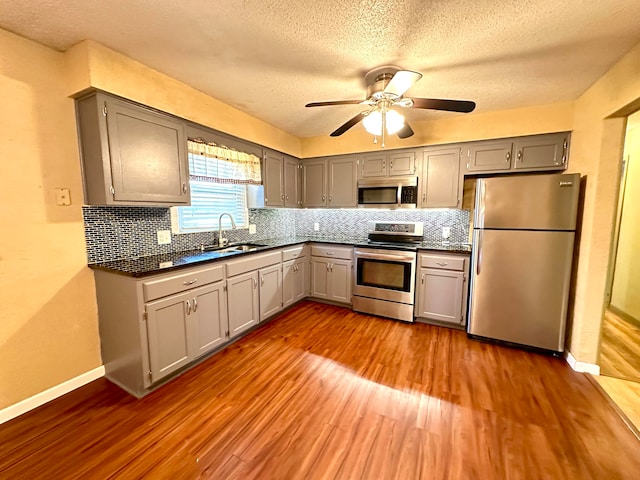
200;243;267;253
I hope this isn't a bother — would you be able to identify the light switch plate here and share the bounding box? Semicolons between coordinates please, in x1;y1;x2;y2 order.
314;222;320;231
55;188;71;206
248;224;256;234
157;230;172;245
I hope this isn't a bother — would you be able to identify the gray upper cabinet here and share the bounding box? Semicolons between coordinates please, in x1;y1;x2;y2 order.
359;151;416;178
466;141;513;173
465;133;570;175
512;133;569;170
302;159;328;207
420;147;462;208
264;150;301;208
76;92;190;206
328;156;358;207
284;156;302;207
263;151;285;207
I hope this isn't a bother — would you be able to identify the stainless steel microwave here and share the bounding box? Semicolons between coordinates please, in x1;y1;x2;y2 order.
357;177;418;209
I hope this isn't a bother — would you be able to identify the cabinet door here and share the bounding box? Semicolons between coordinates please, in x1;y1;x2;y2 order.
389;151;416;176
284;156;301;207
145;293;192;383
513;133;568;171
466;141;512;172
328;156;357;207
421;148;461;208
191;282;228;358
360;153;387;178
104;97;189;204
264;151;284;207
416;268;465;325
227;271;259;338
259;264;283;321
310;257;330;299
329;259;352;304
282;260;296;308
293;258;308;302
302;159;327;207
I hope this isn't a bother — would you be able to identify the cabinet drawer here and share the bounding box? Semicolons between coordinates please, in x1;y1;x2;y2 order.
419;254;466;271
310;244;352;260
282;244;306;262
226;250;282;277
143;264;225;302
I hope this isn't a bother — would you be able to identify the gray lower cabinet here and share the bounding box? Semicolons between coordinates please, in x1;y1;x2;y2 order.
145;281;227;381
226;270;260;338
76;92;190;206
283;258;308;307
259;264;283;321
420;147;462;208
415;252;470;327
309;244;352;304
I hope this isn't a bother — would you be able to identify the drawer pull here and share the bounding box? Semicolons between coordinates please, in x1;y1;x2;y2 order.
182;279;198;286
435;262;448;266
326;252;334;256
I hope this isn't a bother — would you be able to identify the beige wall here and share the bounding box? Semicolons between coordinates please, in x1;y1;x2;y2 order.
610;119;640;319
0;29;101;408
565;41;640;365
301;101;574;158
65;40;302;157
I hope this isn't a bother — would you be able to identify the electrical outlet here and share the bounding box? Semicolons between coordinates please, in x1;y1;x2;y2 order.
248;224;257;235
442;227;451;240
157;230;172;245
313;222;320;232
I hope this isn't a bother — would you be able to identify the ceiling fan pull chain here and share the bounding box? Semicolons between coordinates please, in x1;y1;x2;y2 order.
381;109;386;148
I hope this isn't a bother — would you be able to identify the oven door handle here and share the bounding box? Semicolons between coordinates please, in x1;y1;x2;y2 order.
355;251;415;262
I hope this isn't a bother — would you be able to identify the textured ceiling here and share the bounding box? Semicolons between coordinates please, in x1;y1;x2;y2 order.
1;0;640;138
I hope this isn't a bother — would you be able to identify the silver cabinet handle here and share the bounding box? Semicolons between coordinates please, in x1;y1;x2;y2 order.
286;195;289;200
329;195;332;202
382;161;386;168
182;278;198;286
281;194;285;200
516;150;522;162
322;194;325;202
253;278;257;289
325;251;334;256
261;276;264;286
435;261;448;266
506;151;511;163
182;182;187;194
421;274;425;285
193;298;198;312
422;193;426;202
330;263;334;272
186;300;191;315
390;160;393;169
326;263;330;272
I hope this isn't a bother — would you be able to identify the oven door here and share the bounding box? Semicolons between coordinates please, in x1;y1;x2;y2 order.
353;248;416;304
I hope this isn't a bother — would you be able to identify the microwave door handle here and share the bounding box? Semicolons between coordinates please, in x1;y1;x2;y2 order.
397;184;402;208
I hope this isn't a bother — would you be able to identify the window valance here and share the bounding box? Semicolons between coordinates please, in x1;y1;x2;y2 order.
187;138;262;185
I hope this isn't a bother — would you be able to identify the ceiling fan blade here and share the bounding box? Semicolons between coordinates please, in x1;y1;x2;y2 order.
383;70;422;97
330;112;367;136
411;98;476;113
305;100;363;107
397;122;414;139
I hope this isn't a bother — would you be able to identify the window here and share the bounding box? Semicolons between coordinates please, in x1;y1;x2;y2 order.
172;140;261;233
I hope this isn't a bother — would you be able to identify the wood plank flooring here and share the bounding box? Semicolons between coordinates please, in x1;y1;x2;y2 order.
2;301;639;479
593;374;640;437
599;308;640;382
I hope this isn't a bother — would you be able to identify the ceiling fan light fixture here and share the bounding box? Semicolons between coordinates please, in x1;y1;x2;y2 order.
363;109;405;136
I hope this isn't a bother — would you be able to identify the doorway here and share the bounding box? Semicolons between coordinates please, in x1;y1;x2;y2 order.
596;110;640;430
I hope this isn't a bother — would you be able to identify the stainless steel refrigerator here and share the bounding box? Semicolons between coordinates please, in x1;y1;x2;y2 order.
467;173;580;353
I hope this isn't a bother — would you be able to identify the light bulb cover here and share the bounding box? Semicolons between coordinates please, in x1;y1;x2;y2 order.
362;109;405;136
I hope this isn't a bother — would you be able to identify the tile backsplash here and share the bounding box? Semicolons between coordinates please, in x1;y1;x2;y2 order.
83;206;469;263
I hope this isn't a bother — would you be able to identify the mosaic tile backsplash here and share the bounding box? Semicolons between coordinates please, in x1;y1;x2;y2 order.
83;206;469;263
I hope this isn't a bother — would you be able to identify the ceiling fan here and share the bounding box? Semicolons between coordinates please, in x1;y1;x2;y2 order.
305;66;476;146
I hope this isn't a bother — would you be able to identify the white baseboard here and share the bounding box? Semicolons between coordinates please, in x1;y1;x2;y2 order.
0;366;105;425
565;351;601;375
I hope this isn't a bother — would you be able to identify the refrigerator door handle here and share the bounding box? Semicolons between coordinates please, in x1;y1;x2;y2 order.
476;230;483;276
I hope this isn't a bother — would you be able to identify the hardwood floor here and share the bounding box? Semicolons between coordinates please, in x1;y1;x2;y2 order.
1;301;639;479
599;308;640;382
593;375;640;437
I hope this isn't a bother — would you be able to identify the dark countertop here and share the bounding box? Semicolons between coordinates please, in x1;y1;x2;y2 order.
89;236;471;278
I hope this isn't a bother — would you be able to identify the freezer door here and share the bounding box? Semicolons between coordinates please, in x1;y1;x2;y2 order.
468;229;575;352
475;173;580;230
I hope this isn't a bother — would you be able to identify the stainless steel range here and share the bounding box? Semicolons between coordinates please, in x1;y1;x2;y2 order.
352;221;424;322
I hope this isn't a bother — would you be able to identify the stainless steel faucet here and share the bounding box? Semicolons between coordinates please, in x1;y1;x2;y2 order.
218;213;237;247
